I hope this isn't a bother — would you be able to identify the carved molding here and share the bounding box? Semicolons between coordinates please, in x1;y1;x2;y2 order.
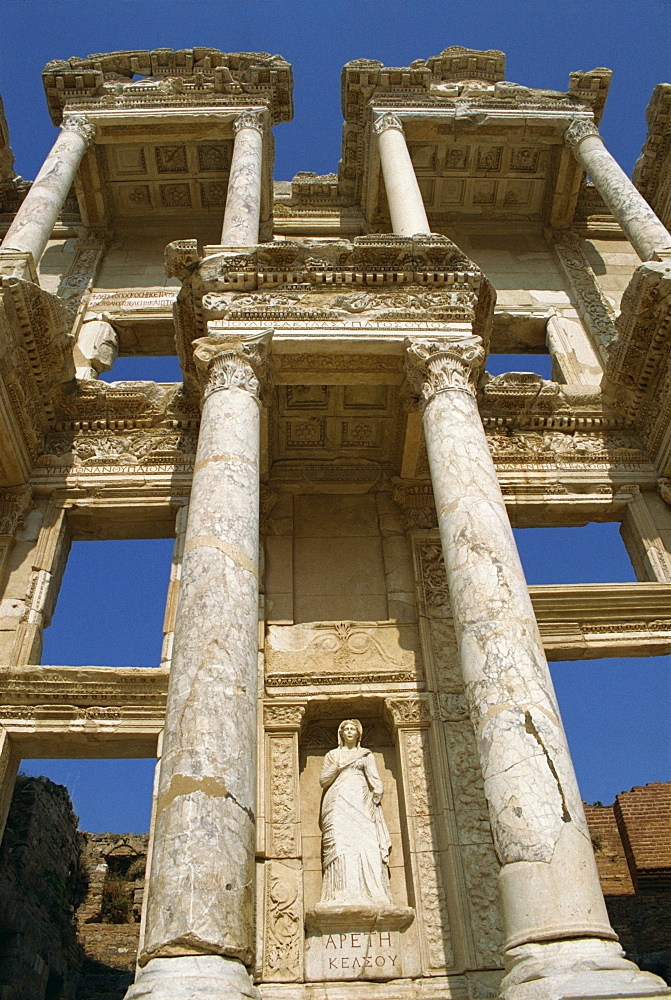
404;336;484;406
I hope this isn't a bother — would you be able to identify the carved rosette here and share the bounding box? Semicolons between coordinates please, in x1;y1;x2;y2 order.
60;114;97;146
404;336;485;407
234;109;267;136
564;119;600;151
373;112;404;135
193;329;273;404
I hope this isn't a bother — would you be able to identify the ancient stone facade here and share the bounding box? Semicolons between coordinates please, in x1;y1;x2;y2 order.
0;43;669;1000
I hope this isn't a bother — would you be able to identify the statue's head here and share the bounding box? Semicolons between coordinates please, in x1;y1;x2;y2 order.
338;718;363;747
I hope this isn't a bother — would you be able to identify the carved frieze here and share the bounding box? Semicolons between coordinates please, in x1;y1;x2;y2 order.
265;621;422;688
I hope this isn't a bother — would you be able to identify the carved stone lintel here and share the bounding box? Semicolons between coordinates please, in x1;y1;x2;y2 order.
564;119;600;151
60;115;97;146
404;335;485;407
373;112;404;135
193;329;273;403
234;109;267;136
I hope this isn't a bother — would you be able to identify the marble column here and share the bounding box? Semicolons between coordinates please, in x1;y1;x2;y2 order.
128;330;272;1000
221;111;265;247
404;335;668;1000
565;120;671;263
374;113;431;237
0;115;95;268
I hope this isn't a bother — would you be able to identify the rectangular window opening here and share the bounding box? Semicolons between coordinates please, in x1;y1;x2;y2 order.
42;538;175;668
513;523;636;586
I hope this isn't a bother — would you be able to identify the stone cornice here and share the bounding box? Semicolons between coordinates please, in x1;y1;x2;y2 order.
42;48;293;126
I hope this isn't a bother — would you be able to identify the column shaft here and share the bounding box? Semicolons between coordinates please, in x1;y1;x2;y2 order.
1;117;93;267
131;332;271;1000
375;114;430;236
221;112;264;246
566;121;671;262
403;337;666;997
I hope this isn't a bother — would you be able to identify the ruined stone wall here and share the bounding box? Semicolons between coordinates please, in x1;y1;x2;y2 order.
0;776;83;1000
585;783;671;984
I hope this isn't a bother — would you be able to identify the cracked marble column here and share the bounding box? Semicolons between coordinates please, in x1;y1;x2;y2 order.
127;330;272;1000
405;335;669;1000
565;119;671;262
374;112;431;237
0;115;95;268
221;111;265;247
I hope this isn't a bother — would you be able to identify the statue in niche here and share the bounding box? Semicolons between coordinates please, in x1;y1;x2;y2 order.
318;719;392;905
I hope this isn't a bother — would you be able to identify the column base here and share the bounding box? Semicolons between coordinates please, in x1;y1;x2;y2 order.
500;939;671;1000
124;956;260;1000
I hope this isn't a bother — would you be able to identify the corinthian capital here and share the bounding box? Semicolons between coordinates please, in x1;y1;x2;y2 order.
233;109;267;136
564;119;600;151
373;112;404;135
61;115;97;145
193;329;273;403
404;335;484;406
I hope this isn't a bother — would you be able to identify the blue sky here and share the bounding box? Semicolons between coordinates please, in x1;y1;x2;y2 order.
3;0;670;830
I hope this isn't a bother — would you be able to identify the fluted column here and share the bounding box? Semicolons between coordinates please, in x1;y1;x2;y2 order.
374;112;431;236
128;330;272;1000
221;110;265;246
404;335;668;999
565;119;671;262
1;115;95;268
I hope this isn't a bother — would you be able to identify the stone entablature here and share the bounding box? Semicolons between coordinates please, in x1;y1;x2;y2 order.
42;48;293;126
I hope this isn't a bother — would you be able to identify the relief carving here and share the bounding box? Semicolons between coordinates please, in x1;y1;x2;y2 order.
263;859;303;981
268;734;298;858
402;728;453;970
201;287;478;325
551;231;618;351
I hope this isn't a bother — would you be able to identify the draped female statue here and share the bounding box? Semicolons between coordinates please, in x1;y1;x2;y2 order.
318;719;392;905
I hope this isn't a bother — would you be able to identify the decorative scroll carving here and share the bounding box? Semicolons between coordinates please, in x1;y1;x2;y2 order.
268;734;298;857
60;115;96;145
0;486;33;536
263;859;302;981
373;112;404;135
57;230;111;325
193;329;273;403
416;543;451;615
551;231;618;350
404;336;485;406
564;119;600;151
401;728;453;969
